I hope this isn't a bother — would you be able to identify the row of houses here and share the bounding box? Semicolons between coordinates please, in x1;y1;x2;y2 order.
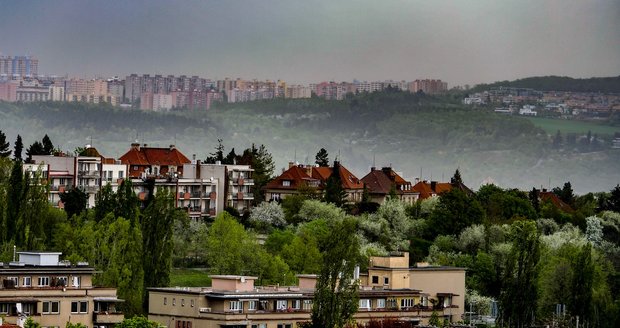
264;162;471;206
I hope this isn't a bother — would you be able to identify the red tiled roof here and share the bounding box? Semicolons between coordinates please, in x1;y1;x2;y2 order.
412;181;434;199
312;165;364;190
265;166;318;190
540;192;574;213
361;167;414;195
119;145;190;166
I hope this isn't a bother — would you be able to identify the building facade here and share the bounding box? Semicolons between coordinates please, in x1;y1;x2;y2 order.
0;252;123;328
148;252;465;328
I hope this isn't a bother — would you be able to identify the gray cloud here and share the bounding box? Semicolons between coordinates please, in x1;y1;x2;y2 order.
1;0;618;85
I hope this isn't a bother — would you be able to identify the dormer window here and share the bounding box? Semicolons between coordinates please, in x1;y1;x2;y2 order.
282;180;291;187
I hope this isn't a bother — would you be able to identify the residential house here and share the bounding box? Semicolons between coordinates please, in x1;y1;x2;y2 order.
360;167;419;205
0;251;123;328
148;252;465;328
119;143;191;179
264;162;363;203
412;179;473;200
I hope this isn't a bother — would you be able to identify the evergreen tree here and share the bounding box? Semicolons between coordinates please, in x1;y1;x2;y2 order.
0;130;11;158
6;161;24;242
14;135;23;161
26;141;45;162
59;188;88;219
311;217;360;328
115;180;140;225
606;184;620;212
206;138;225;163
553;182;575;207
315;148;329;167
224;148;237;164
452;168;463;184
529;187;540;214
323;161;347;207
248;144;275;204
42;134;54;155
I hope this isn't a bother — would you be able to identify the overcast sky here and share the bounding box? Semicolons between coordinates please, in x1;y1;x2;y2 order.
1;0;619;86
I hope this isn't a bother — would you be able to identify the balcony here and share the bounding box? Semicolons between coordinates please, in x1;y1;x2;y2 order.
78;185;99;193
93;312;124;324
49;184;69;192
79;170;100;178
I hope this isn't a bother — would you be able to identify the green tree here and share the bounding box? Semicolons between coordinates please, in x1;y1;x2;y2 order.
281;231;322;274
452;168;463;185
323;161;347;207
25;140;45;162
429;188;485;236
59;187;88;219
114;180;140;225
205;212;254;274
552;182;575;207
311;217;360;328
6;160;24;242
23;317;42;328
0;129;11;157
141;189;186;295
65;323;87;328
499;220;540;328
97;216;144;316
42;134;54;155
14;134;23;161
315;148;329;167
115;316;160;328
568;244;594;323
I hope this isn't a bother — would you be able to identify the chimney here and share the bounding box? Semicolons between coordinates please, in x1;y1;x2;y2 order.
288;161;295;169
382;167;395;181
131;142;140;151
169;144;176;151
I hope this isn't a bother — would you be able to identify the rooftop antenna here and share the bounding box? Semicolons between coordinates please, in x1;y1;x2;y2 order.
294;148;297;163
372;153;376;167
420;167;423;180
548;177;551;189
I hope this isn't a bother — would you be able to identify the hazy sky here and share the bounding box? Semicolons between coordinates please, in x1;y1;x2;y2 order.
1;0;619;85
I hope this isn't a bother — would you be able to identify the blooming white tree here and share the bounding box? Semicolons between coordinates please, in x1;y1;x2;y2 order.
249;201;286;231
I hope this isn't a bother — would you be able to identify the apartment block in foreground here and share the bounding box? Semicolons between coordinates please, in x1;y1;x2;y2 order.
148;252;465;328
0;252;123;328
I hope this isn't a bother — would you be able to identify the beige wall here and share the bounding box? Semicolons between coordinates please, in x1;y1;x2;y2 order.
409;269;466;322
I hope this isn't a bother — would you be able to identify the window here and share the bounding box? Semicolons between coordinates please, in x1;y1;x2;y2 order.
277;325;292;328
172;298;176;306
38;276;50;286
6;277;18;287
164;297;167;305
190;299;194;307
371;276;379;284
271;193;281;201
377;299;386;308
400;298;414;308
56;276;68;286
23;277;31;287
251;324;267;328
384;277;389;285
229;301;242;312
181;299;185;307
42;301;60;314
276;300;287;310
71;301;88;313
303;300;313;310
282;180;291;187
118;171;124;178
359;299;371;309
291;300;300;310
248;300;257;310
0;303;10;314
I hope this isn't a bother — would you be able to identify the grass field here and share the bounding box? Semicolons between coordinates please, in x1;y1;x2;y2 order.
169;268;211;287
525;117;619;136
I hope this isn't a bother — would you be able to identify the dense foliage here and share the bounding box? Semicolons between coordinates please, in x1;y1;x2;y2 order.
468;75;620;93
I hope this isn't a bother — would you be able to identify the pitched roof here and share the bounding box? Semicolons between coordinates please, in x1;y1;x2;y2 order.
361;167;415;195
119;144;191;167
312;164;364;190
264;165;319;190
540;191;574;213
265;163;363;191
412;180;473;199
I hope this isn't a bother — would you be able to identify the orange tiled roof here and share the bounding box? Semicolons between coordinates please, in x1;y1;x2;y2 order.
312;165;363;190
264;166;318;190
412;181;434;199
540;192;574;213
119;145;190;166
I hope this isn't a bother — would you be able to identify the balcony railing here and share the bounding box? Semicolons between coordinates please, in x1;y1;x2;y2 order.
78;185;99;193
79;170;100;177
93;312;125;324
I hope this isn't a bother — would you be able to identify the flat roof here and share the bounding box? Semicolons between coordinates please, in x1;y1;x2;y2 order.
211;275;258;280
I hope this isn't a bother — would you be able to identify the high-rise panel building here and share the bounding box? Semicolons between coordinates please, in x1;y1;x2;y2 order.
0;55;39;77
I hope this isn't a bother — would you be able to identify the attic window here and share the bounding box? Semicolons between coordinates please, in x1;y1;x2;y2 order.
282;180;291;187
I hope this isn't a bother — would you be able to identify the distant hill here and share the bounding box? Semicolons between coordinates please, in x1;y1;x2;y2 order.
469;75;620;93
1;92;619;193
